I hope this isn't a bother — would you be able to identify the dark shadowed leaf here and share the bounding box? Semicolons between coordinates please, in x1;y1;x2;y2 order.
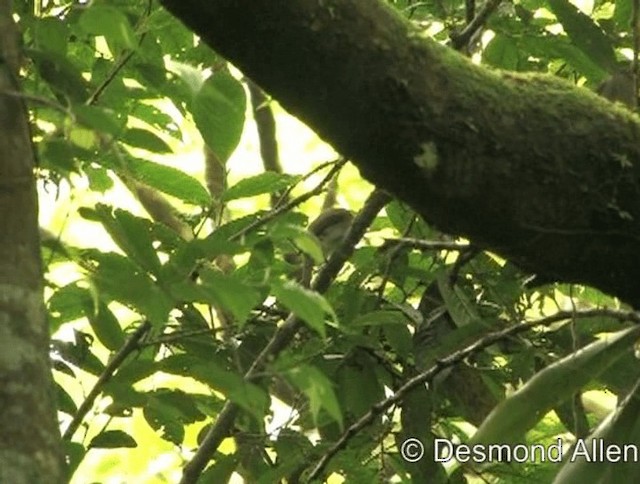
89;430;137;449
548;0;616;72
122;128;173;153
286;365;343;429
471;326;640;447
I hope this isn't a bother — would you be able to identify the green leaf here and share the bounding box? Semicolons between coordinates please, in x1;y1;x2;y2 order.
87;302;125;351
94;205;162;276
272;281;337;337
471;325;640;447
47;283;90;332
199;269;262;323
102;381;148;409
385;200;415;234
89;430;137;449
152;389;205;423
162;357;269;420
73;104;124;136
171;270;260;324
437;275;480;328
192;71;246;162
122;128;173;153
222;172;296;201
109;359;157;386
135;62;169;91
143;399;185;445
614;0;633;30
130;105;177;138
269;222;323;265
28;48;89;102
79;5;137;50
55;381;77;416
548;0;616;72
162;233;241;283
84;251;173;325
200;454;239;484
352;310;408;326
51;334;106;376
39;138;79;174
34;17;69;55
286;365;343;429
63;441;86;480
84;165;114;192
127;157;211;206
523;35;606;81
337;358;385;418
383;323;413;356
484;34;520;70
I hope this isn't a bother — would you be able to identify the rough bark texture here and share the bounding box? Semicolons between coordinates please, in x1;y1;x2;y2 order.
0;4;64;483
160;0;640;307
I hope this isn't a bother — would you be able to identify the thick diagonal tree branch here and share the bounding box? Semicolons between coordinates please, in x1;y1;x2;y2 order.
160;0;640;307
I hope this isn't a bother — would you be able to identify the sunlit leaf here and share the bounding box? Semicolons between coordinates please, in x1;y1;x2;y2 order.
170;268;261;324
122;128;173;153
286;365;343;429
127;158;211;206
192;71;246;162
272;281;337;337
79;5;137;50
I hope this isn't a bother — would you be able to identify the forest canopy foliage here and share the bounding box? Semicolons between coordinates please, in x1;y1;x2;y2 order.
5;0;640;482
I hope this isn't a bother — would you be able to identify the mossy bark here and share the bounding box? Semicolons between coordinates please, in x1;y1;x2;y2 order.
161;0;640;306
0;4;64;482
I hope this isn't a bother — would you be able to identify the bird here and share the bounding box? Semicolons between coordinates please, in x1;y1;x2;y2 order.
308;207;354;258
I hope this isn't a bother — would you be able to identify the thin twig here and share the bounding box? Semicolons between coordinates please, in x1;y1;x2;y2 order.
179;189;391;484
61;321;151;441
450;0;502;51
0;89;69;113
246;79;287;207
307;308;640;480
85;0;153;106
229;159;347;242
383;237;470;252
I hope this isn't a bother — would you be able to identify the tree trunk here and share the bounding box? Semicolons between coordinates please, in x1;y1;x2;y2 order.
160;0;640;307
0;4;64;482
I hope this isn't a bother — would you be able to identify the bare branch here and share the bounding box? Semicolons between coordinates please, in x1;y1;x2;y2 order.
61;321;151;441
179;189;391;484
308;308;640;480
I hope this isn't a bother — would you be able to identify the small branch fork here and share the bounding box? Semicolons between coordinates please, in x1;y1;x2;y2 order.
179;189;392;484
307;307;640;480
61;320;152;441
